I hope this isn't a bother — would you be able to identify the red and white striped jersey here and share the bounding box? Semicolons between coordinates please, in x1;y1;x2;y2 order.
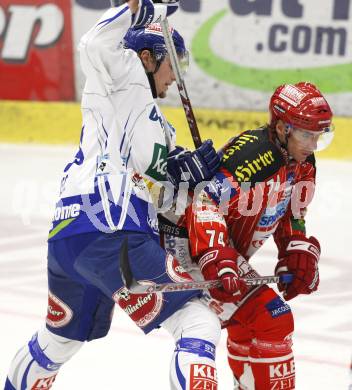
161;127;316;266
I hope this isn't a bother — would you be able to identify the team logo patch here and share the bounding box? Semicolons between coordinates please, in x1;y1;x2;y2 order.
31;374;57;390
46;291;73;328
190;364;217;390
165;253;193;282
113;286;163;328
265;297;291;318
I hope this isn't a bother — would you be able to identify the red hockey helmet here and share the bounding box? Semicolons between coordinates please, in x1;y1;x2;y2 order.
269;82;333;132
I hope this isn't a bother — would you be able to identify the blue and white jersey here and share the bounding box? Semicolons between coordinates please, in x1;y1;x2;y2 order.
48;5;175;242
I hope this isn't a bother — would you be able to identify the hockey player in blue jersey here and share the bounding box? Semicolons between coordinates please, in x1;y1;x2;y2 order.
4;1;222;389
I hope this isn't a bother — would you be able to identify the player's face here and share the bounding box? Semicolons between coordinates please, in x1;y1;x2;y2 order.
153;56;176;98
276;120;321;162
287;127;323;162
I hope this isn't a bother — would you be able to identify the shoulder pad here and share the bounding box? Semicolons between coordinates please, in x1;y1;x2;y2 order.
221;128;284;185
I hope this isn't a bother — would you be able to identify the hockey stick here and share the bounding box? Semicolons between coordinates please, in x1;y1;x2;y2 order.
119;239;293;294
160;18;202;148
123;275;293;294
111;1;202;147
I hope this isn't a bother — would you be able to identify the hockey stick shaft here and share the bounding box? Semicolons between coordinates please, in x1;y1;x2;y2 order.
119;238;293;294
160;18;202;148
126;275;293;294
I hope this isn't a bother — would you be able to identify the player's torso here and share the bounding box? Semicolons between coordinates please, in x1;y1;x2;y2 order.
49;57;171;241
221;128;303;259
227;165;297;258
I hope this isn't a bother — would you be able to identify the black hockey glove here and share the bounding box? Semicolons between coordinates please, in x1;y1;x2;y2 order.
167;140;221;189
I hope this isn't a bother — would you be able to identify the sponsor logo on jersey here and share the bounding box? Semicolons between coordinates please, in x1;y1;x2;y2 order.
31;374;57;390
145;143;167;181
265;297;291;318
259;199;290;227
96;154;110;176
158;215;189;238
259;179;293;227
53;203;80;221
113;287;163;328
160;223;181;237
235;150;275;182
46;291;73;328
163;234;176;255
147;216;159;233
163;233;191;272
165;253;192;282
195;207;226;224
132;172;146;190
222;133;259;161
190;364;217;390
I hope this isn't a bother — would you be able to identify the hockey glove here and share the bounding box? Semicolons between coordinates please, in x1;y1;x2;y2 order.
198;247;255;303
132;0;179;28
167;139;221;189
275;235;320;301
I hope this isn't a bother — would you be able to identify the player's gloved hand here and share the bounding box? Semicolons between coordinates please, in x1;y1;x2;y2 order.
275;235;320;301
198;247;253;303
167;139;221;189
132;0;179;28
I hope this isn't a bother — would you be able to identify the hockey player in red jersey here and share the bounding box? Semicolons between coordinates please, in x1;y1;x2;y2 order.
161;82;334;389
4;1;222;389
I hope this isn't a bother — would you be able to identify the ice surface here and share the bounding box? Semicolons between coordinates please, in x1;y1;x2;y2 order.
0;144;351;389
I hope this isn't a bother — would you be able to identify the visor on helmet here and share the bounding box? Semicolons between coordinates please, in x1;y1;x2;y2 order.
286;124;335;152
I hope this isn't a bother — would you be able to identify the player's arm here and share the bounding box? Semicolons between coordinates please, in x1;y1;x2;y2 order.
273;157;320;301
184;175;254;303
78;1;178;85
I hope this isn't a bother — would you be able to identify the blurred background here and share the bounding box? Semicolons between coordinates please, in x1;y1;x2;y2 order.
0;0;351;389
1;0;352;153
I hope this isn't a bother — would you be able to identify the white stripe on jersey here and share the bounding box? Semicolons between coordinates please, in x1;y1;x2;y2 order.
97;175;117;231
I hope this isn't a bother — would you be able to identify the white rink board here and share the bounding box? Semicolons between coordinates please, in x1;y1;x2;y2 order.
72;1;352;115
0;144;351;389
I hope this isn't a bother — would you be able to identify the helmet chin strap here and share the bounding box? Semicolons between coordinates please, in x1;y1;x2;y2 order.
146;58;162;99
146;72;158;98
